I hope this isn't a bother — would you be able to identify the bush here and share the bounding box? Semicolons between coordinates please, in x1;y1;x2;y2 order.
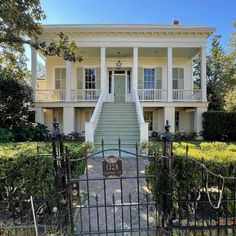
146;141;236;209
202;111;236;141
11;122;49;141
0;127;14;142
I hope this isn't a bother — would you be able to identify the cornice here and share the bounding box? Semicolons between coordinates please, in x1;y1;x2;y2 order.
39;24;215;39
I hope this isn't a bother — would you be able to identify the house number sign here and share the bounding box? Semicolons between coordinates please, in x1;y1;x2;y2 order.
102;156;123;178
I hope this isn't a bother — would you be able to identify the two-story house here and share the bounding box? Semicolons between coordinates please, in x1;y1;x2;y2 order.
32;23;214;150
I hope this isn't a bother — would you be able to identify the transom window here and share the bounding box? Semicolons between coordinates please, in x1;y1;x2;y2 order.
173;68;184;89
55;68;66;89
144;68;155;89
84;68;96;89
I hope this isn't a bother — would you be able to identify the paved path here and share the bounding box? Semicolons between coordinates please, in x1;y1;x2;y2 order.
73;157;157;236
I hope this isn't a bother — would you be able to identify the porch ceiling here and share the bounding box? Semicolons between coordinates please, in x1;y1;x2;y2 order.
77;47;200;58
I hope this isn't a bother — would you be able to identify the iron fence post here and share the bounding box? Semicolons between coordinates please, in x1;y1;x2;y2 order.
49;118;70;234
161;120;174;232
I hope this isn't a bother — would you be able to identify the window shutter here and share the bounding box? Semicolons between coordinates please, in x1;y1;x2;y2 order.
155;67;162;89
96;68;101;90
77;67;83;89
138;67;143;89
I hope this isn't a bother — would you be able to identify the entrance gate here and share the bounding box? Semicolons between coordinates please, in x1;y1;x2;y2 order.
69;140;159;235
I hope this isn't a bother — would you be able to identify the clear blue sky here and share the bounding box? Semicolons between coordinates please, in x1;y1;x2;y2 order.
40;0;236;49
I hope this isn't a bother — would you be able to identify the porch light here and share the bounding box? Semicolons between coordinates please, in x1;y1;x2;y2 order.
116;60;122;69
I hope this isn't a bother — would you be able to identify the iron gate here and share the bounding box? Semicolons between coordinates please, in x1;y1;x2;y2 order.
68;139;160;235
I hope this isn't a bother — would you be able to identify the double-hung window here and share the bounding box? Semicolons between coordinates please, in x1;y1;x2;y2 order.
144;68;155;89
55;68;66;89
173;68;184;89
84;68;96;89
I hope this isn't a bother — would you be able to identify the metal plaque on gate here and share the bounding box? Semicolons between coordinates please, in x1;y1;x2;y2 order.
102;156;123;178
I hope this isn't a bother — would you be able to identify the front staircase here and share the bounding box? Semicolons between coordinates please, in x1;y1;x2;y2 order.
94;102;140;156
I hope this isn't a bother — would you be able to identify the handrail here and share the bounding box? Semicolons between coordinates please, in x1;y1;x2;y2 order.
85;91;105;142
134;90;145;124
134;90;149;143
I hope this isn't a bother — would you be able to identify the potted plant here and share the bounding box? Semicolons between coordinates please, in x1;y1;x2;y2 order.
83;141;94;155
140;140;150;155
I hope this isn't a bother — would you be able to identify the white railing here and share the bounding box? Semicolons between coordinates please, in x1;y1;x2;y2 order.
172;90;202;101
71;89;101;101
85;91;105;142
137;89;202;102
134;90;149;143
138;89;168;101
35;89;66;101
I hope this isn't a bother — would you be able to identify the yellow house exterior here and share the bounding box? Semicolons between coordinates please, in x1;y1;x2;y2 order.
32;24;215;145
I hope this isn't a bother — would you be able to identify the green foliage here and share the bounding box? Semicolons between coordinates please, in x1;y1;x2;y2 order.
146;141;236;208
11;122;49;142
0;0;82;64
202;111;236;140
0;127;14;142
0;141;86;199
224;86;236;111
207;35;236;111
0;76;33;127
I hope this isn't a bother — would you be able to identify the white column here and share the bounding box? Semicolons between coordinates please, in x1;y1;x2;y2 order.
164;107;175;133
201;47;207;102
133;47;138;91
63;107;75;135
167;47;173;102
35;107;44;124
66;61;72;102
194;107;207;135
101;47;106;93
31;47;37;90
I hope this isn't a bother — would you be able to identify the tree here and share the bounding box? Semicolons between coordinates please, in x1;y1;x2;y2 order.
224;86;236;111
0;0;82;71
0;76;33;127
207;35;236;110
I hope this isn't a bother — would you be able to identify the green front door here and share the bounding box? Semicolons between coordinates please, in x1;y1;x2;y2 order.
114;75;126;103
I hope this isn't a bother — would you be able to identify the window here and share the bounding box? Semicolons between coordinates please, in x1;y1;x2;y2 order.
55;68;66;89
144;68;155;89
173;68;184;89
175;111;180;131
108;71;112;94
84;68;96;89
127;71;131;94
144;111;153;131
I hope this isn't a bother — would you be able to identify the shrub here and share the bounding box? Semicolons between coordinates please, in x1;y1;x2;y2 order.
0;127;14;143
146;141;236;208
11;122;49;141
202;111;236;141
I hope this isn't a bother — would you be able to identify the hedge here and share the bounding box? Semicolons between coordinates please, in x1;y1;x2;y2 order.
202;111;236;141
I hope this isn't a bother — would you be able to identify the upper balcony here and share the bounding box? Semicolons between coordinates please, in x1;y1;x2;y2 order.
35;88;202;103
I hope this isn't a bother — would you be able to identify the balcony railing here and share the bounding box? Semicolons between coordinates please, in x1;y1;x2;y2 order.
172;90;202;101
138;89;202;101
138;89;168;101
35;89;101;102
70;89;100;101
36;89;66;102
